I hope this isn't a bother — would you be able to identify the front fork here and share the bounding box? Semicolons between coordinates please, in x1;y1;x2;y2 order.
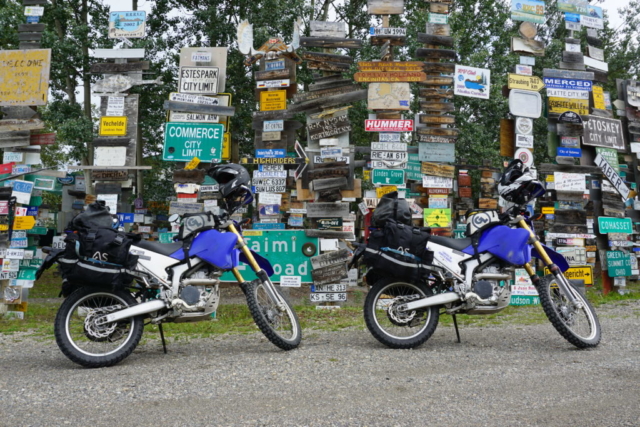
227;223;287;311
518;219;581;307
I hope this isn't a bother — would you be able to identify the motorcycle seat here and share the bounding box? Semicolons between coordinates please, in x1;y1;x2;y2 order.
135;240;183;257
429;235;473;252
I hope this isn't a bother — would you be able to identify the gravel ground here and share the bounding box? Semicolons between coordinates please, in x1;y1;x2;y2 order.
1;300;639;427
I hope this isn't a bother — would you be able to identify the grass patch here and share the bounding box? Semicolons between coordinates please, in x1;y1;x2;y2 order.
29;268;63;299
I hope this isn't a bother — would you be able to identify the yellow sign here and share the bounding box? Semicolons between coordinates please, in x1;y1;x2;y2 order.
99;116;127;136
545;175;555;182
0;224;8;231
243;230;263;236
222;132;231;160
548;97;589;116
592;86;606;110
424;208;452;228
260;90;287;111
542;207;555;214
13;216;36;230
0;49;51;106
507;74;545;92
185;157;200;170
544;265;593;285
363;170;371;181
376;185;397;198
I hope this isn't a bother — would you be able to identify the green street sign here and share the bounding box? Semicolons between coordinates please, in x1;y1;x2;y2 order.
221;230;319;283
163;122;224;162
598;217;632;234
159;232;178;244
27;227;48;235
372;168;405;186
17;268;37;281
606;251;632;277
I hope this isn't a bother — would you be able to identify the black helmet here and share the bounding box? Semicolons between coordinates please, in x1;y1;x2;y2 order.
498;159;545;205
207;163;251;198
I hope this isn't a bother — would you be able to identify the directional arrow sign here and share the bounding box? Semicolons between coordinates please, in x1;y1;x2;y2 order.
13;216;35;230
507;74;545;92
594;153;634;200
544;265;593;285
294;140;309;180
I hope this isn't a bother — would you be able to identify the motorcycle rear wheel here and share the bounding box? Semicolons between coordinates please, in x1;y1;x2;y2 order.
364;277;439;349
54;287;144;368
538;275;601;348
242;280;301;350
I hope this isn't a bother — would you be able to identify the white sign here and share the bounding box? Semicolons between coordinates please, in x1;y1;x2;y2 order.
371;142;407;152
94;146;127;166
515;148;534;168
515;134;534;148
106;96;126;116
3;152;23;163
256;79;290;89
199;184;219;192
371;151;408;161
554;172;586;192
11;180;34;204
24;6;44;16
259;192;282;205
263;120;284;132
310;292;347;302
52;236;66;250
379;133;402;142
191;52;212;63
595;153;630;199
314;283;347;292
422;176;453;188
546;88;590;100
454;64;491;100
280;276;302;287
178;66;219;94
358;201;370;215
6;249;25;260
97;194;118;213
370;27;406;36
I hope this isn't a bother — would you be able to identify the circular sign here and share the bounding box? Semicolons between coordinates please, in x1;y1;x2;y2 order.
301;242;317;257
515;117;533;135
519;21;537;39
558;110;583;124
515;148;534;168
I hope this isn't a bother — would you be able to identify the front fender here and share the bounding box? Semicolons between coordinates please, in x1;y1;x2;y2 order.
531;244;570;272
239;249;275;277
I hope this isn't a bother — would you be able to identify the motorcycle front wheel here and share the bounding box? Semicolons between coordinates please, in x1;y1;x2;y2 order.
364;277;439;349
537;275;601;348
54;287;144;368
242;280;302;350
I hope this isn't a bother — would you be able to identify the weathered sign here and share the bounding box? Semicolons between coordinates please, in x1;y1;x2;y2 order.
368;83;411;110
306;203;350;218
594;154;631;200
548;97;589;116
583;117;625;151
421;162;455;178
0;49;51;106
108;11;146;38
418;142;455;163
354;71;426;83
367;0;405;15
307;115;351;140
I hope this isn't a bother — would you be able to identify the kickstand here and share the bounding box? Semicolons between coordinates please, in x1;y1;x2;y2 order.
158;323;167;354
452;314;461;343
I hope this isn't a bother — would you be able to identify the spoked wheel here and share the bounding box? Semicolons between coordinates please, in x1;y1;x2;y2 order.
242;280;301;350
537;275;601;349
54;287;144;368
364;277;439;349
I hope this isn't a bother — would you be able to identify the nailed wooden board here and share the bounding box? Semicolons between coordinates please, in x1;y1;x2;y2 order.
300;51;353;64
370;35;407;46
308;165;350;180
542;69;594;80
309;21;347;38
18;42;41;49
251;119;302;131
429;3;450;13
299;37;363;49
311;177;348;191
293;84;361;103
421;162;455;178
90;61;150;73
0;118;44;132
92;137;130;146
163;100;235;116
367;0;405;14
306;202;350;218
92;170;130;181
420;102;455;112
310;249;350;270
354;71;426;82
254;68;292;81
307;61;351;72
422;62;456;73
17;24;45;32
308;79;355;92
417;33;454;47
416;127;459;136
18;33;43;41
287;89;367;113
307;115;352;140
419;76;454;86
419;88;453;99
419;114;455;125
425;23;451;37
415;48;456;60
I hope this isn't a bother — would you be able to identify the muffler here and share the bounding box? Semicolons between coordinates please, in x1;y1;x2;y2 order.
97;300;166;325
399;292;461;311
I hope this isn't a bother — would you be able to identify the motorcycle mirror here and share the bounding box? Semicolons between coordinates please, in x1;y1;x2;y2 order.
168;214;181;223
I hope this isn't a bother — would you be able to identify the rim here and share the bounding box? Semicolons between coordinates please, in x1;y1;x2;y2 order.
255;285;298;341
549;282;598;341
372;282;431;340
64;292;136;357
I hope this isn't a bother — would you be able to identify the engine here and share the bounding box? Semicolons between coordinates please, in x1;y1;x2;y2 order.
464;264;513;314
172;268;222;321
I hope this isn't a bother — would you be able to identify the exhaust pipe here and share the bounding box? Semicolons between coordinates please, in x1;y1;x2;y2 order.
96;300;166;325
399;292;461;311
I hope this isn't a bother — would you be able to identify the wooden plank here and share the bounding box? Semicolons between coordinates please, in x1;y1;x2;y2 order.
478;198;498;210
555;210;587;224
590;69;608;83
419;88;453;99
0;118;44;132
309;21;346;38
311;177;348;191
287;89;367;113
353;71;426;82
293;85;360;103
18;42;40;50
421;162;455;178
415;48;456;60
308;79;355;92
370;35;406;46
542;69;594;80
430;3;450;13
539;163;601;175
367;0;405;14
251;119;302;131
308;166;350;180
90;61;150;73
93;49;146;59
556;123;584;137
562;51;584;63
422;62;455;74
1;106;37;120
17;23;45;32
420;102;455;112
95;183;122;195
420;76;454;86
558;61;586;71
511;37;545;56
299;37;363;49
586;36;602;48
310;249;350;269
252;109;295;120
18;33;43;41
425;23;451;37
416;127;459;136
91;170;129;181
588;45;605;61
417;33;454;47
306;202;350;218
500;118;515;157
307;115;352;140
22;0;49;4
254;68;292;81
419;114;455;125
358;61;423;71
311;262;349;285
300;51;353;64
163;100;235;116
307;61;351;72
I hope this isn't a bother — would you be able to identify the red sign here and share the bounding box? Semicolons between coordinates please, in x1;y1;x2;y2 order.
0;162;15;174
427;188;450;195
0;201;8;215
365;119;414;132
30;133;56;145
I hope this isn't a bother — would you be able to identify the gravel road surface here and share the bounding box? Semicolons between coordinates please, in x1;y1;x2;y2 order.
1;300;639;427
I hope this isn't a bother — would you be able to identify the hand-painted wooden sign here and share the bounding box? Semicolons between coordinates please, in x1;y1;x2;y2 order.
367;0;405;14
0;49;51;106
358;61;423;72
354;71;426;83
307;115;351;140
421;162;455;178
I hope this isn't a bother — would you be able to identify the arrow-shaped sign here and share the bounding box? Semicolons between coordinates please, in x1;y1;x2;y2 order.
294;140;309;180
507;74;545;92
594;153;636;200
